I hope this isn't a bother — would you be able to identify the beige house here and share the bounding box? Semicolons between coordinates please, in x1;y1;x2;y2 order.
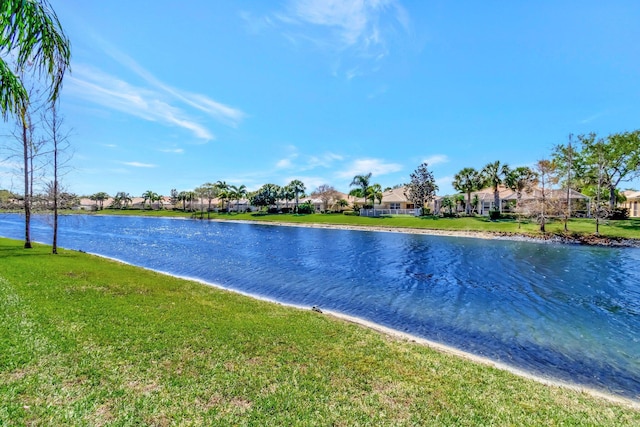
621;190;640;217
466;186;591;217
358;186;438;216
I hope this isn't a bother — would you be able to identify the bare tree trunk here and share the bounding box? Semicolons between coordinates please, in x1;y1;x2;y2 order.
51;105;59;254
21;110;32;249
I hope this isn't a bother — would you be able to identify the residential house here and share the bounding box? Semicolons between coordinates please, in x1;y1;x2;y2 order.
467;186;591;217
621;190;640;217
358;186;437;216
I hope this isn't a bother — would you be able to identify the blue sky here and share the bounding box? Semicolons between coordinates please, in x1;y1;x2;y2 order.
4;0;640;197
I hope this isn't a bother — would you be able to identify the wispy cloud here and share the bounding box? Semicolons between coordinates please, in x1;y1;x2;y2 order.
262;0;410;78
283;0;407;51
66;66;214;140
580;111;607;124
121;161;157;168
101;44;246;128
65;37;247;141
159;148;184;154
276;157;295;169
337;157;403;178
276;148;343;171
422;154;449;166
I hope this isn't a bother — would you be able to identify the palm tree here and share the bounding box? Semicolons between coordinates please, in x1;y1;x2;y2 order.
281;185;295;211
1;0;71;119
122;192;132;208
93;192;109;210
452;167;483;215
441;196;455;216
154;193;164;210
350;173;372;207
366;183;383;208
177;191;188;211
482;161;510;213
142;190;156;210
505;166;538;227
230;184;247;213
288;179;306;213
113;191;131;209
216;181;230;212
185;191;196;212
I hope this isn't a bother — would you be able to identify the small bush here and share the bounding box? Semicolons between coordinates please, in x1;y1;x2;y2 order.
608;208;629;220
296;202;315;214
343;210;358;216
489;209;501;220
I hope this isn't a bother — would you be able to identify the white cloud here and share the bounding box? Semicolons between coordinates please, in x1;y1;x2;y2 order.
101;45;246;127
337;158;403;178
276;158;294;169
121;161;157;168
305;152;343;169
579;111;606;124
159;148;184;154
285;0;407;50
276;148;342;171
67;66;215;141
271;0;410;77
422;154;449;166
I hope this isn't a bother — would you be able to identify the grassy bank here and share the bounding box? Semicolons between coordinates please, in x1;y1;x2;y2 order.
89;208;640;241
1;238;638;425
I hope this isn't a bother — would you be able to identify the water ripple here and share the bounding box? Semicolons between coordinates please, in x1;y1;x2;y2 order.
1;213;639;399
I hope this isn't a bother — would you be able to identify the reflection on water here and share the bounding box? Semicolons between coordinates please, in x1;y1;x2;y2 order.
1;213;639;399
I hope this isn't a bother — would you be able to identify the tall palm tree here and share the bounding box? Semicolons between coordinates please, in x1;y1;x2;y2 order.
350;173;372;206
216;180;230;212
177;191;188;211
287;179;306;213
482;161;510;212
367;183;383;207
281;184;295;210
154;193;164;210
230;184;247;213
185;191;196;212
3;1;70;249
1;0;71;118
93;192;109;210
142;190;156;210
452;167;483;215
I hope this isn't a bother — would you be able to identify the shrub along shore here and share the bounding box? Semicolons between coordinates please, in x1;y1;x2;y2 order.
88;209;640;247
1;237;638;425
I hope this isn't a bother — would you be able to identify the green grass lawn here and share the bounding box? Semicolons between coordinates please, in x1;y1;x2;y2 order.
89;208;640;241
1;238;638;425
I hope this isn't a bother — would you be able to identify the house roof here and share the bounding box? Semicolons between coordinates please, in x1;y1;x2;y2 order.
382;187;410;203
470;185;589;201
622;190;640;200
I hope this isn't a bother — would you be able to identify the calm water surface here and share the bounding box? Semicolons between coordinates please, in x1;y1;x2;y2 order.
1;213;639;399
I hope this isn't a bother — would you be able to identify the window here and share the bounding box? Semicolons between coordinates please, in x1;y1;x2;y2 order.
390;203;400;209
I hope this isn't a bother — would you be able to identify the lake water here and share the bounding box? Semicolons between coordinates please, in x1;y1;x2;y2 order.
1;213;639;400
